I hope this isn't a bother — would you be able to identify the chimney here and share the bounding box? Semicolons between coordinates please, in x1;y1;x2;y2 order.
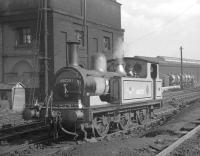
67;41;79;66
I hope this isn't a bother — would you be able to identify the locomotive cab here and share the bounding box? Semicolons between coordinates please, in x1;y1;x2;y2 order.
108;56;162;104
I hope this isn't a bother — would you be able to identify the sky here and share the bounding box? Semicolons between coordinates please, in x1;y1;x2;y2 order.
117;0;200;60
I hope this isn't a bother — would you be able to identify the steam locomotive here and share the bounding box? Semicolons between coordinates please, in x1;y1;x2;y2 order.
24;41;163;138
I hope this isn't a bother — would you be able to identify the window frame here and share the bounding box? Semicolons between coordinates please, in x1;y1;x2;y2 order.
103;36;111;51
75;30;84;47
15;27;32;48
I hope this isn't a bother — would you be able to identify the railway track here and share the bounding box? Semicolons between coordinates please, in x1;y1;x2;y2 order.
0;88;198;139
163;87;200;98
30;118;167;156
155;118;200;156
0;133;52;156
0;121;52;156
39;104;198;156
39;89;200;156
0;88;199;156
163;88;200;105
0;121;49;141
135;97;200;156
0;107;175;156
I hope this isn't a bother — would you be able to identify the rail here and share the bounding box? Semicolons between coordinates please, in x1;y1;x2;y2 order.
156;119;200;156
0;121;49;141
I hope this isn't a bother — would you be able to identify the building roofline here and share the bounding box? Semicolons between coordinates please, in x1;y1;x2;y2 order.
157;56;200;65
0;8;124;33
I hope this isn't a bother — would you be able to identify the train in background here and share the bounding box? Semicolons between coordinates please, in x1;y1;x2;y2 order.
123;56;200;89
161;73;195;88
24;41;163;138
157;56;200;88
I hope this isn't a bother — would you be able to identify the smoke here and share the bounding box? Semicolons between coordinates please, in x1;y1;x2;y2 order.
113;38;124;59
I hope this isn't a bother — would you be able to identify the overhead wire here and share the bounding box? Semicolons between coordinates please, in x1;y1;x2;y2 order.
125;3;197;47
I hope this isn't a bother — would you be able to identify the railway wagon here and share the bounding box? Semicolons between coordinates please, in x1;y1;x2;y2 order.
24;42;163;138
128;56;200;88
157;56;200;87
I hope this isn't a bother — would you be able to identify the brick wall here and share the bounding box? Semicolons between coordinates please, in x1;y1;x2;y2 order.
1;20;39;88
0;0;40;11
0;0;121;30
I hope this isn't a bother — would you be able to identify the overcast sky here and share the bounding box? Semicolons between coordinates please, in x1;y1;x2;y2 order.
117;0;200;60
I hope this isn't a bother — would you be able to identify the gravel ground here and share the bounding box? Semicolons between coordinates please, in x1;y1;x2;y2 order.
0;100;24;128
1;98;200;156
0;100;34;129
169;131;200;156
50;100;200;156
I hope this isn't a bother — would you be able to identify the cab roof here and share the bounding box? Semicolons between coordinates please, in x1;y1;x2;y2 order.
122;56;160;64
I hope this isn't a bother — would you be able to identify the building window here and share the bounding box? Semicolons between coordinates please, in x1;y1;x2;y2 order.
17;27;32;45
92;38;98;52
103;36;111;51
75;30;84;46
0;91;8;100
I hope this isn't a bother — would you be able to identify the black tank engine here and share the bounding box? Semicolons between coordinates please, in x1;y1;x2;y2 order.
24;41;162;138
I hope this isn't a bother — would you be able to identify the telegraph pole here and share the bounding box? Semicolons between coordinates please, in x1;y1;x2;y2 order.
83;0;87;49
83;0;87;37
180;46;183;89
83;0;87;66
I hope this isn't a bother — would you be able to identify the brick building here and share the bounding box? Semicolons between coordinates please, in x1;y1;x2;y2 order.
0;0;124;101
